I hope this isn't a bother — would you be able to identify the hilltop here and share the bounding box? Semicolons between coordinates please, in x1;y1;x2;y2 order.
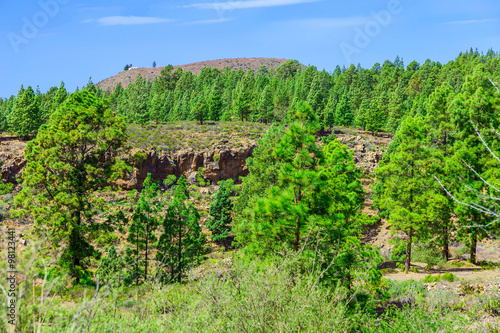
96;57;293;91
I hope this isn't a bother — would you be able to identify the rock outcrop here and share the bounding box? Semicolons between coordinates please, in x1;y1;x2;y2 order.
0;138;254;189
116;146;253;189
0;138;26;183
0;129;391;189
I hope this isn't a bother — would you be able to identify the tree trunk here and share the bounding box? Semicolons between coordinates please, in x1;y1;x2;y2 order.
69;211;82;280
178;220;182;283
443;225;449;261
136;228;139;286
405;161;414;274
145;223;149;282
294;218;300;252
294;188;302;252
405;228;413;273
470;233;477;265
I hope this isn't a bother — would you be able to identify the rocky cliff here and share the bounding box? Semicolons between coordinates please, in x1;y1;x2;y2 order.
0;139;254;189
0;128;390;189
116;146;254;189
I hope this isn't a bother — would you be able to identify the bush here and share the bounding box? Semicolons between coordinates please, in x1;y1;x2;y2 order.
388;279;426;300
454;246;468;259
412;244;446;269
389;237;406;262
422;273;457;283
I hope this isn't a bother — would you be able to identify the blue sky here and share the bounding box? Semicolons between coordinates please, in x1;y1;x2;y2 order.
0;0;499;97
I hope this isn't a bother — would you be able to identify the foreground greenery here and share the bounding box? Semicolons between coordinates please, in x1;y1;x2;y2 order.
1;246;499;332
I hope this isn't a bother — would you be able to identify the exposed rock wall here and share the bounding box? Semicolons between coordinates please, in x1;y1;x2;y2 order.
0;129;390;189
116;147;253;189
0;139;254;189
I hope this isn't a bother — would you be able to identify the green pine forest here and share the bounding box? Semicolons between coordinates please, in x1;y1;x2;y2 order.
1;49;500;332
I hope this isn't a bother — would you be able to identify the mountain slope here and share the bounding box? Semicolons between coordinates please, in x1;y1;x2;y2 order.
97;58;293;91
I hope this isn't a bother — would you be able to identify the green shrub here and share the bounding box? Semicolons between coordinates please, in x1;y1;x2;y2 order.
478;260;500;270
454;246;468;259
412;244;445;269
388;279;425;300
441;272;457;282
422;273;457;283
483;296;500;316
389;237;406;262
380;268;396;275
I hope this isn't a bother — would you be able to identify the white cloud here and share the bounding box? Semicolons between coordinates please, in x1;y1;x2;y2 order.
445;19;497;25
83;16;173;26
182;18;233;25
185;0;321;10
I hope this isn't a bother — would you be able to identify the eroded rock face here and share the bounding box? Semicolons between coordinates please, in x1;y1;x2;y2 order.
116;146;253;189
0;139;254;190
0;129;390;189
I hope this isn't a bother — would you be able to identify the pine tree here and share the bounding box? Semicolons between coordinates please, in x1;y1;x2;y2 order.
233;125;285;245
322;95;336;127
306;75;324;115
233;80;252;121
255;85;274;123
449;66;500;264
156;176;206;283
207;180;234;242
208;78;223;121
96;245;125;287
334;91;353;126
425;82;456;260
127;173;162;284
236;102;370;286
14;91;128;281
191;96;207;125
365;101;386;133
374;116;437;272
122;74;151;124
50;81;68;116
8;85;41;138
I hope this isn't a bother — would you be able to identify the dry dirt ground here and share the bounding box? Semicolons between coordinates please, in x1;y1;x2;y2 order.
381;260;500;283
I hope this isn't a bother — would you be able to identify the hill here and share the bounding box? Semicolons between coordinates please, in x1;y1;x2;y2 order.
96;58;293;91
